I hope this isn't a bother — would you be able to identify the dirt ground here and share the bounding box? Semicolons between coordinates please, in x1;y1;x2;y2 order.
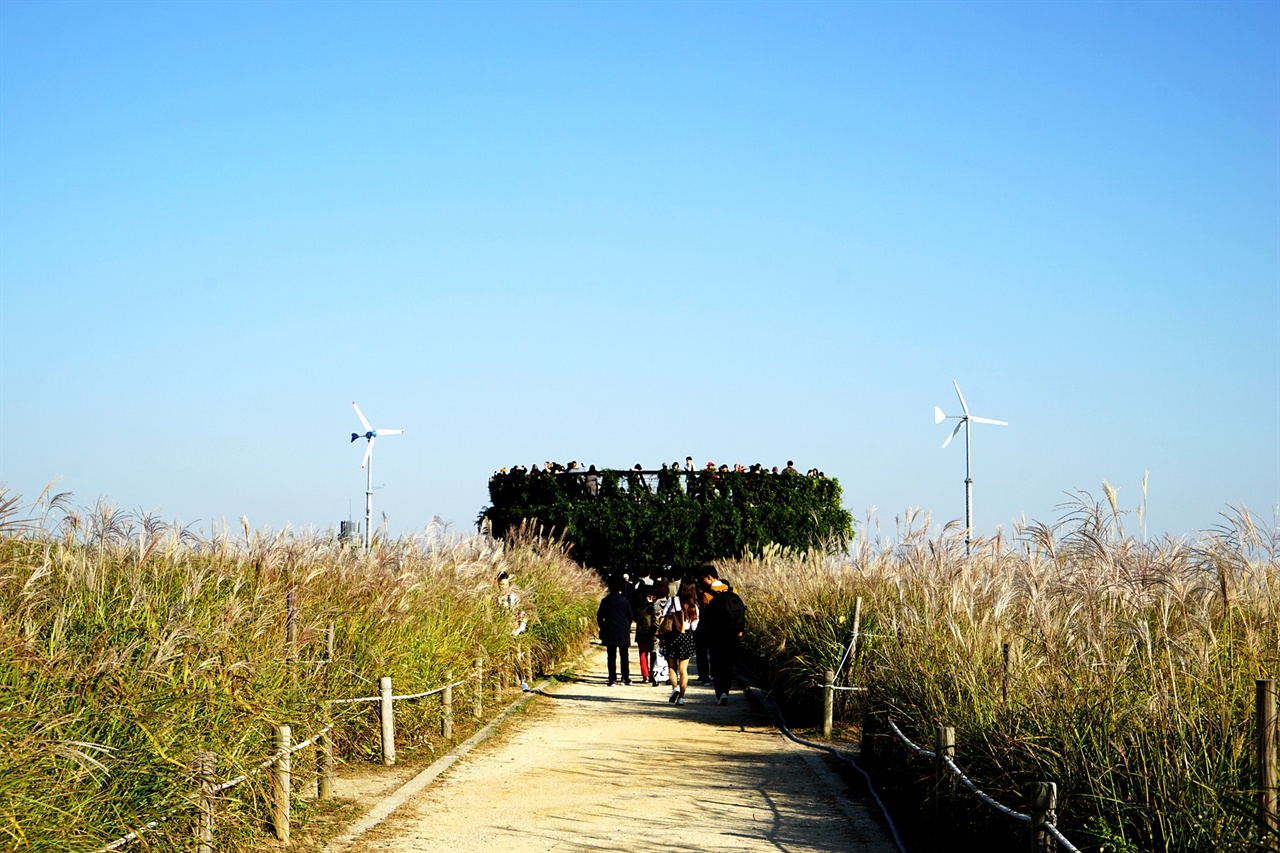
322;644;898;853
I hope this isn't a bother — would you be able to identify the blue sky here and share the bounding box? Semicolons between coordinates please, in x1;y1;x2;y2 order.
2;0;1276;542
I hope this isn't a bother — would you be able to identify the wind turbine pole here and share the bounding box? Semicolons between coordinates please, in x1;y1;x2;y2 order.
365;452;374;550
350;401;404;553
935;381;1006;559
964;423;973;556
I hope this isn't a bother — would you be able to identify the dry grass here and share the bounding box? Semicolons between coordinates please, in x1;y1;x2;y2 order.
723;498;1279;853
0;489;601;853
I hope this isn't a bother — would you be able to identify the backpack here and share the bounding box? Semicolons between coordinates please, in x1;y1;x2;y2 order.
720;591;746;634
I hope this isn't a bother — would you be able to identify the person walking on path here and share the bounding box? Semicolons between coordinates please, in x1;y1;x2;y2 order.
694;580;713;685
332;639;900;853
650;577;673;685
664;580;700;706
596;582;634;686
699;565;746;705
632;580;658;684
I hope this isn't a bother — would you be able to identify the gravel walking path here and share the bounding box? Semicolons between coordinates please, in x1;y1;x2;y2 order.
328;643;897;853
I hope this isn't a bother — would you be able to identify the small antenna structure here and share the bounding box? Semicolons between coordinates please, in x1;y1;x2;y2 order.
350;401;404;550
934;380;1007;555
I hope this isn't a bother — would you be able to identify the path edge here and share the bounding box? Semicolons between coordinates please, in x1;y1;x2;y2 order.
321;644;594;852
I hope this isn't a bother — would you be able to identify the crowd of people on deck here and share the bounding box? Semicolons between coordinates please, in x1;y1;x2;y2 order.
594;566;747;707
491;458;827;481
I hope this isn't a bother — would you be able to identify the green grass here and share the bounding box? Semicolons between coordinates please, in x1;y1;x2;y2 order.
0;489;601;853
723;500;1278;852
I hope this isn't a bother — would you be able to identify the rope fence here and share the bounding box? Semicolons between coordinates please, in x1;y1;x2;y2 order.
816;597;1080;852
94;659;484;852
882;717;1080;852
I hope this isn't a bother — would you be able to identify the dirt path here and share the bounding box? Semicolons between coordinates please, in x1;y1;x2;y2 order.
326;644;897;853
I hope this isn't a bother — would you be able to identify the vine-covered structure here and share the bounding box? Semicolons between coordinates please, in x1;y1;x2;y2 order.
480;465;853;572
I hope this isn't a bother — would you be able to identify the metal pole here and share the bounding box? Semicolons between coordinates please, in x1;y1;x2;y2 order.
964;419;973;556
364;448;373;550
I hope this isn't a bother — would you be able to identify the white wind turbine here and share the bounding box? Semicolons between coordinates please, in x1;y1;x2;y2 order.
350;401;404;550
934;380;1007;555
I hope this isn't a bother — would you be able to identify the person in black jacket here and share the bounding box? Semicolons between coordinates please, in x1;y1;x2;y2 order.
596;582;634;686
632;579;658;685
698;566;746;705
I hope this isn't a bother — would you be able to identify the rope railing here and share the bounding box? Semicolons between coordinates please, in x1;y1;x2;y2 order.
884;717;1080;852
1046;821;1082;852
391;679;467;702
941;753;1031;823
93;664;479;852
329;677;469;705
210;725;332;795
885;716;936;758
94;725;333;853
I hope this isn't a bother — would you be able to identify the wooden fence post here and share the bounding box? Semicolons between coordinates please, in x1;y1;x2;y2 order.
1028;781;1056;853
316;729;334;800
1002;642;1011;705
443;669;454;740
285;588;298;654
325;620;336;662
194;750;216;853
474;656;484;720
847;597;862;682
935;725;956;823
285;588;299;693
1260;678;1278;847
379;676;396;766
270;725;291;844
861;713;878;765
822;670;835;738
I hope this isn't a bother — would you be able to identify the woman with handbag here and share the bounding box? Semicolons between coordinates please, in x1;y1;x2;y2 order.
663;580;700;706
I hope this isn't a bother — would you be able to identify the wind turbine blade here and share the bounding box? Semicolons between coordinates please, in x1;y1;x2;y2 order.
374;429;405;436
942;420;964;449
971;416;1008;426
952;380;970;417
352;402;372;433
360;438;374;469
934;406;946;425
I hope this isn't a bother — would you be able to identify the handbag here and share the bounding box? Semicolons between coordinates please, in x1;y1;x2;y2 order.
656;603;678;638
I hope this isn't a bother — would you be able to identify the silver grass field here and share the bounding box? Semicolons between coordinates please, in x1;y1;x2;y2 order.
724;498;1277;852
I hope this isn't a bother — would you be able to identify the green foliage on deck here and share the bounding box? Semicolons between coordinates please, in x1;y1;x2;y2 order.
480;467;853;570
